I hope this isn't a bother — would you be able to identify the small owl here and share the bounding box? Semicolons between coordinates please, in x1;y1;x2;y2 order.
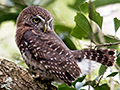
15;6;116;86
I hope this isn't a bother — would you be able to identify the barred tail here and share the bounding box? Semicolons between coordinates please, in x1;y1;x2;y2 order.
73;49;116;66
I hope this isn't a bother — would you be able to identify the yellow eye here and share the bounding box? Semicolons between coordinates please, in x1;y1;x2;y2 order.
33;18;40;23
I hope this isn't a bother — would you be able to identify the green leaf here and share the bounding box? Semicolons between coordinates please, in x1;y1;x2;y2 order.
54;25;72;34
58;83;76;90
107;72;118;77
116;57;120;67
104;35;120;49
78;2;89;14
99;65;107;76
38;0;55;6
71;12;91;39
96;84;110;90
83;80;97;87
78;2;103;29
104;35;120;43
94;0;120;7
89;3;103;29
69;0;86;10
0;13;18;24
10;0;27;12
94;33;120;46
54;25;76;50
63;36;77;50
72;75;86;87
114;18;120;32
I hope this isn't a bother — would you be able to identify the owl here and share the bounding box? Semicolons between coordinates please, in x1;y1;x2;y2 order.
15;6;116;86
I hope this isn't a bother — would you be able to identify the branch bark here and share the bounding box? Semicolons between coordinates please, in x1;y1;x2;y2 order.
0;59;56;90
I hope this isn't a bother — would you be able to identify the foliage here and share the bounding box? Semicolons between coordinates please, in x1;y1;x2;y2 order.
0;0;120;90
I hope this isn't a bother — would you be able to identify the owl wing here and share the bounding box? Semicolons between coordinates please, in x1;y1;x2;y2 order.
19;29;81;86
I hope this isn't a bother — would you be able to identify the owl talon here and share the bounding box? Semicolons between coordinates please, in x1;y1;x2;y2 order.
35;74;40;78
47;82;50;85
41;77;44;80
49;84;58;90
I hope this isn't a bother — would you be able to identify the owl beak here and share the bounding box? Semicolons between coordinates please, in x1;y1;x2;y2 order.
43;24;47;32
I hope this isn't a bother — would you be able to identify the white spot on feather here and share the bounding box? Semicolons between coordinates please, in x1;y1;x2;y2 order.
30;40;33;43
36;47;40;50
24;41;28;45
45;65;48;68
51;58;53;60
43;50;46;52
59;49;64;55
33;45;37;47
20;44;23;46
47;52;50;54
34;53;38;57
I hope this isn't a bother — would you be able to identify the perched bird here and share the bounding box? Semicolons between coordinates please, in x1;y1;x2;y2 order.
15;6;116;86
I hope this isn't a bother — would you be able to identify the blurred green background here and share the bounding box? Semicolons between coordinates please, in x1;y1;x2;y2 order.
0;0;120;90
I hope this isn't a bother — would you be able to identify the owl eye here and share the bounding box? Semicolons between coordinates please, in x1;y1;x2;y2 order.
33;18;41;24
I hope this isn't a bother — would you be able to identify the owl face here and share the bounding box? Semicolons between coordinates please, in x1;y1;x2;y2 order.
30;14;53;32
17;6;53;32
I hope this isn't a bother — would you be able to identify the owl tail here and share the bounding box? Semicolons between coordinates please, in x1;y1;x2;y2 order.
73;49;116;66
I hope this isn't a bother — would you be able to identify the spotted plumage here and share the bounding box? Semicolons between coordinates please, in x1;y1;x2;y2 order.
16;6;116;86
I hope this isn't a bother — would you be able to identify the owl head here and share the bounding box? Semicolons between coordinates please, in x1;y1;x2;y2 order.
17;6;53;32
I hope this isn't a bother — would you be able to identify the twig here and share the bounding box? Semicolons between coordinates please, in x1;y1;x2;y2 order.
94;73;104;88
117;53;120;57
97;28;105;44
86;42;120;49
95;42;120;48
88;1;93;90
115;63;120;72
94;67;107;89
105;35;120;41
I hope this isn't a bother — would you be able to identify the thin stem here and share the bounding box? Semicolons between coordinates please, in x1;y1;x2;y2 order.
115;63;120;72
95;42;120;48
88;1;94;90
88;1;99;46
94;72;105;88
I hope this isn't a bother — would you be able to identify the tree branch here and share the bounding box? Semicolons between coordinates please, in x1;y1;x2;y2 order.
95;42;120;48
0;59;56;90
94;74;104;88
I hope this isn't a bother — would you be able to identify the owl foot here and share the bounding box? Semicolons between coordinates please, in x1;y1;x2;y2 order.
49;84;58;90
35;77;58;90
